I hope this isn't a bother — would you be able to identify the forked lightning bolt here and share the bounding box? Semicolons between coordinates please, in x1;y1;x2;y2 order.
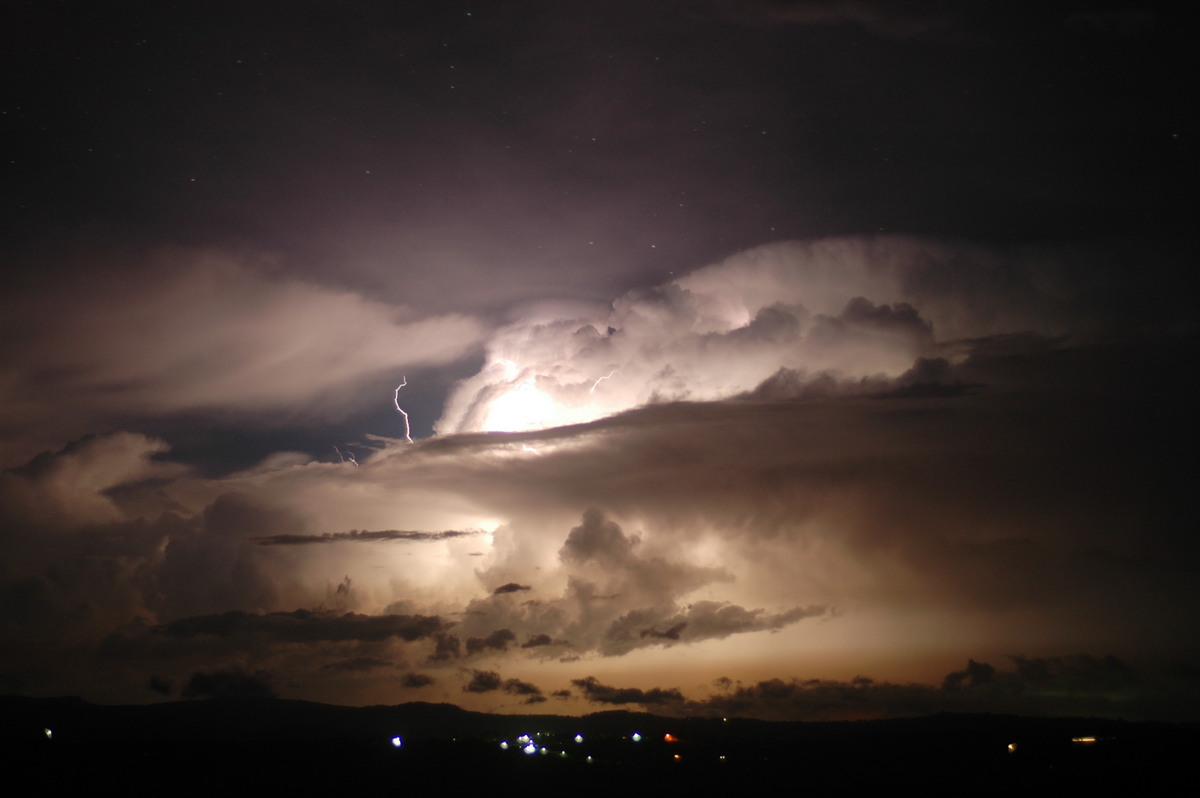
590;369;620;393
394;377;413;443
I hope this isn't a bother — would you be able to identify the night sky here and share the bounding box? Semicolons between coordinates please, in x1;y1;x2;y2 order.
2;0;1197;720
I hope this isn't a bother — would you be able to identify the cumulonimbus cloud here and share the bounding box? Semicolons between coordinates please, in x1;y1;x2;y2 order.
435;237;1093;435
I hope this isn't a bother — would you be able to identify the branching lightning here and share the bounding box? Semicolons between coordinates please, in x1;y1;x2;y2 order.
590;369;620;393
333;445;359;467
394;377;413;443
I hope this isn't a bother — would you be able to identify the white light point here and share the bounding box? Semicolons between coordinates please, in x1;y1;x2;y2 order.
482;378;557;432
391;736;403;748
394;377;413;443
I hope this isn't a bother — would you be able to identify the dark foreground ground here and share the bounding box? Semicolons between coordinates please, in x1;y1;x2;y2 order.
3;696;1196;794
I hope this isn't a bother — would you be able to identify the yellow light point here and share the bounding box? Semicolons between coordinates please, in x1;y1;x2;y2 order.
1072;736;1097;744
673;754;682;761
664;733;678;743
1007;743;1017;752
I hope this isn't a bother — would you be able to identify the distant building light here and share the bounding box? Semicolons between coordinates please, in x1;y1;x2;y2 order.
44;728;53;740
518;734;531;744
631;732;642;742
523;743;537;755
390;736;403;748
539;747;548;755
664;733;678;743
587;755;594;763
574;733;584;744
1007;743;1017;752
1072;737;1097;744
500;741;509;750
673;754;682;761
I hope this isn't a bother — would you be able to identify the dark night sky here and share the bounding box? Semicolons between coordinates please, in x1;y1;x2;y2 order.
2;1;1197;719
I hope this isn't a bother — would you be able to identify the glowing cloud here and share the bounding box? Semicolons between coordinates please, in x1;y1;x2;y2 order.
435;237;1083;435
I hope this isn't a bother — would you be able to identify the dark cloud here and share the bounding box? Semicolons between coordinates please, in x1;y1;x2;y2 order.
147;675;173;696
603;602;827;656
401;672;435;688
256;528;482;546
689;655;1166;721
182;668;275;701
556;654;1190;721
430;634;461;663
960;654;1141;697
321;656;394;673
572;676;685;706
520;634;554;648
463;670;503;693
458;669;547;700
465;628;516;655
158;609;445;644
640;623;686;640
501;678;543;698
491;582;532;595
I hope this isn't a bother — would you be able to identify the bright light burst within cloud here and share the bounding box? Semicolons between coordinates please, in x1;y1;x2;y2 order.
437;238;1083;435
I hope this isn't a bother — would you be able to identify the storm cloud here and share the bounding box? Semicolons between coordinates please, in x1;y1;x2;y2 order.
2;1;1195;720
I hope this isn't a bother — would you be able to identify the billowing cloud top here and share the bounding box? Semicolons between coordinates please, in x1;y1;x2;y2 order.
436;237;1094;434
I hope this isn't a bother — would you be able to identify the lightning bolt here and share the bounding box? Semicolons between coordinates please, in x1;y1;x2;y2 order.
394;377;413;443
333;446;359;467
590;369;620;393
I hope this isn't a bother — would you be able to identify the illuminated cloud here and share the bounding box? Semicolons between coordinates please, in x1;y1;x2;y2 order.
0;249;486;465
0;432;186;526
436;237;1090;435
